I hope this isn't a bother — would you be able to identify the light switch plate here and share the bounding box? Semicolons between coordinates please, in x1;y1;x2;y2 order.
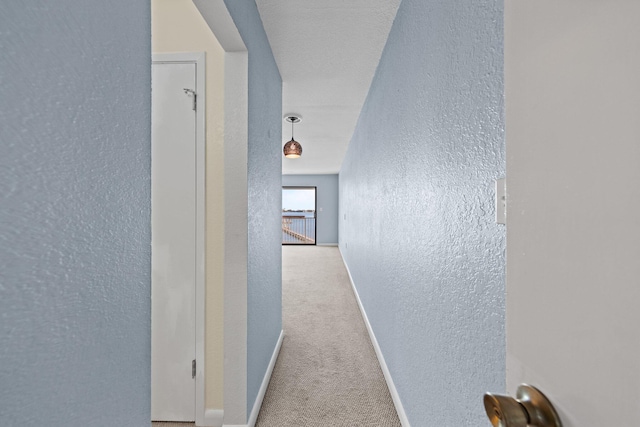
496;178;506;224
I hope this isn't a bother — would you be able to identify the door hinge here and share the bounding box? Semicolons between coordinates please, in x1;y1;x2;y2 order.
192;359;196;379
183;88;197;111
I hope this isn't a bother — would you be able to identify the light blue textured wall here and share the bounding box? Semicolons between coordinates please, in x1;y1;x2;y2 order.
282;174;339;245
0;2;151;426
339;0;505;424
223;0;283;418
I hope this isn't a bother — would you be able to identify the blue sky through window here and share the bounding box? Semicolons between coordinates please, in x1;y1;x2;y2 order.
282;188;315;211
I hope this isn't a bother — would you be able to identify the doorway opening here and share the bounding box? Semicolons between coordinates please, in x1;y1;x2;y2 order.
151;1;248;425
282;187;316;245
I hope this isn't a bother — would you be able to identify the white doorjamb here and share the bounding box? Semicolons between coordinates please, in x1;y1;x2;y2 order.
191;1;249;426
152;51;207;425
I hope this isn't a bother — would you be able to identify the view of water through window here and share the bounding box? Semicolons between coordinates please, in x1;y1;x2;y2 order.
282;187;316;245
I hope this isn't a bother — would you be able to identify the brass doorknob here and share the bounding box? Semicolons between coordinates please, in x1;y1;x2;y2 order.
483;384;562;427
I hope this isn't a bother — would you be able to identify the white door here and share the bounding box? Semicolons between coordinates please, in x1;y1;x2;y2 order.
151;61;197;421
505;2;640;426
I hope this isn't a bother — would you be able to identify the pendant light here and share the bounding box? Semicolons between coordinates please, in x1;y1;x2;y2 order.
283;115;302;158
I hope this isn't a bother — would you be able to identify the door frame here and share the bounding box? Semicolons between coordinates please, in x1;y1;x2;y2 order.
151;51;206;423
190;1;249;425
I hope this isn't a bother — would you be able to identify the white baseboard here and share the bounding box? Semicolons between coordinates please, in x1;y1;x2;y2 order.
338;248;411;427
317;243;338;246
202;409;224;426
245;329;284;427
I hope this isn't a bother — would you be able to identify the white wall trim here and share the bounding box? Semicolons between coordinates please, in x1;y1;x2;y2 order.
338;247;411;427
247;330;284;427
194;51;207;427
192;0;245;52
222;330;284;427
152;51;208;425
317;243;338;247
220;49;249;426
204;409;224;426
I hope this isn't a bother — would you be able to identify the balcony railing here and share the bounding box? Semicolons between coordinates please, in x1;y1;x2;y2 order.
282;216;316;244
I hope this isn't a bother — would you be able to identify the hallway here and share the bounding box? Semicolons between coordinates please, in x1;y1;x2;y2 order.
255;246;400;426
151;246;397;426
5;1;640;426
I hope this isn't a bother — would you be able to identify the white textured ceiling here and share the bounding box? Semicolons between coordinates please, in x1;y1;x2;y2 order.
256;0;401;175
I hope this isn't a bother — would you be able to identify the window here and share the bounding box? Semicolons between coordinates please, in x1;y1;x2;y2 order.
282;187;316;245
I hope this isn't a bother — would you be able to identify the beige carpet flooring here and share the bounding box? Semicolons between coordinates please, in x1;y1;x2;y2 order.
255;246;401;426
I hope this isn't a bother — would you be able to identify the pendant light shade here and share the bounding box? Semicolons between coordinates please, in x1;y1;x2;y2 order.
283;139;302;158
283;115;302;158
